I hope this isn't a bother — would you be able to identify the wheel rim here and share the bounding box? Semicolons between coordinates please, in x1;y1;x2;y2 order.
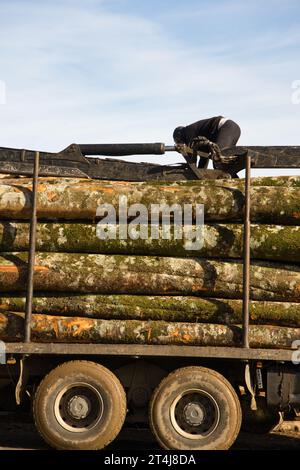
169;388;220;440
54;382;104;433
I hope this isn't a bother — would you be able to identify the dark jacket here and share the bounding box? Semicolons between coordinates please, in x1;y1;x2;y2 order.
182;116;223;144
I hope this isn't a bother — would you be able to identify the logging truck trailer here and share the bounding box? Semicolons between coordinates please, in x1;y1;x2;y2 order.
0;143;300;451
2;340;300;451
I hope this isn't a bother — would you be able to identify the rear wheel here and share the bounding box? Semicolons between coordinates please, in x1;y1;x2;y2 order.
149;366;241;450
33;360;126;450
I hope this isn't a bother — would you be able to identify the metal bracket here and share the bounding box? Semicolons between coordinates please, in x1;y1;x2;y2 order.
245;363;257;410
15;356;29;405
182;155;206;180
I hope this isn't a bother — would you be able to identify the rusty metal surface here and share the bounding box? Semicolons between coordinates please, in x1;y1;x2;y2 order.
0;145;230;181
2;342;294;361
0;144;299;182
222;146;300;168
79;142;165;156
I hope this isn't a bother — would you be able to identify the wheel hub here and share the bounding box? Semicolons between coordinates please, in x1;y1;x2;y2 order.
67;395;91;420
54;382;104;433
170;388;220;439
183;402;205;426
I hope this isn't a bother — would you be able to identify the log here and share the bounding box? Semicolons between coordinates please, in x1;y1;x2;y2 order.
179;175;300;188
0;252;299;301
0;222;299;262
0;179;299;224
1;175;300;187
0;312;299;349
217;176;300;188
0;294;300;327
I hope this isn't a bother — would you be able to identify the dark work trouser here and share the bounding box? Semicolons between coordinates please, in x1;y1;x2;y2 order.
213;120;243;177
215;119;241;149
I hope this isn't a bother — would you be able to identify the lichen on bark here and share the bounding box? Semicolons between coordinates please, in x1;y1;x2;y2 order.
0;294;300;327
0;179;300;224
0;312;299;349
0;252;299;302
0;222;299;262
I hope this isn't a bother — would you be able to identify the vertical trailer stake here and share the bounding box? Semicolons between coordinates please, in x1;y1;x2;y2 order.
242;152;251;348
24;151;39;343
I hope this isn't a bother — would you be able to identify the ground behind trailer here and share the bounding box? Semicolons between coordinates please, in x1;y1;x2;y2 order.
0;412;299;451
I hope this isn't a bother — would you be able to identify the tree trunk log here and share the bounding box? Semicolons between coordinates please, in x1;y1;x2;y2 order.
0;222;299;262
0;252;299;301
0;294;299;327
0;179;299;224
0;312;299;349
1;175;300;187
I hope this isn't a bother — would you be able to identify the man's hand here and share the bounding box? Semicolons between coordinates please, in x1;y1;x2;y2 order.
176;139;239;167
175;143;194;159
219;154;239;165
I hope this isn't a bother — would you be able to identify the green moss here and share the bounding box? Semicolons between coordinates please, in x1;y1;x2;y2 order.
1;294;300;326
1;222;299;262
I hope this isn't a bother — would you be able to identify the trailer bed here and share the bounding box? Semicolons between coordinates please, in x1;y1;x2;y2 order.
3;342;295;361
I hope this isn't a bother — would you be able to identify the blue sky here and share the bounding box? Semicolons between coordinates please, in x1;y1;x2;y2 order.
0;0;299;175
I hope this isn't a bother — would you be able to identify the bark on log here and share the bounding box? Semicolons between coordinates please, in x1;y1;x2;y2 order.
1;175;300;187
0;179;299;224
0;252;299;301
0;222;299;262
0;294;300;327
0;312;299;349
178;175;300;188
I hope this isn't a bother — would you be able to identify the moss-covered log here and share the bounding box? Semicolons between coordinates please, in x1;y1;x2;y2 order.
0;294;300;327
178;175;300;188
0;312;299;349
0;221;299;262
0;252;299;301
0;179;300;224
2;175;300;187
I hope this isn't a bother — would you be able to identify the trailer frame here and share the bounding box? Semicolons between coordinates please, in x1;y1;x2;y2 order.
2;148;298;364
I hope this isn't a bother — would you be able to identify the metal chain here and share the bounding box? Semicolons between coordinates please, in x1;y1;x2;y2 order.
189;136;239;165
189;136;222;163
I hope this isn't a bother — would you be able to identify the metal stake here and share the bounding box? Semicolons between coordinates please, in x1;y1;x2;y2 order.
242;152;251;348
24;151;39;343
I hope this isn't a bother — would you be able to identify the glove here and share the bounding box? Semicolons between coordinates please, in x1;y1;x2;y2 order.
219;154;239;165
175;143;194;159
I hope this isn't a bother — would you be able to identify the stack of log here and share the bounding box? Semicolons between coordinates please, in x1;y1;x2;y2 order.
0;175;299;348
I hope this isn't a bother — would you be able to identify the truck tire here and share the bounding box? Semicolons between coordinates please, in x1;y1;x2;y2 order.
149;366;241;450
33;360;126;450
